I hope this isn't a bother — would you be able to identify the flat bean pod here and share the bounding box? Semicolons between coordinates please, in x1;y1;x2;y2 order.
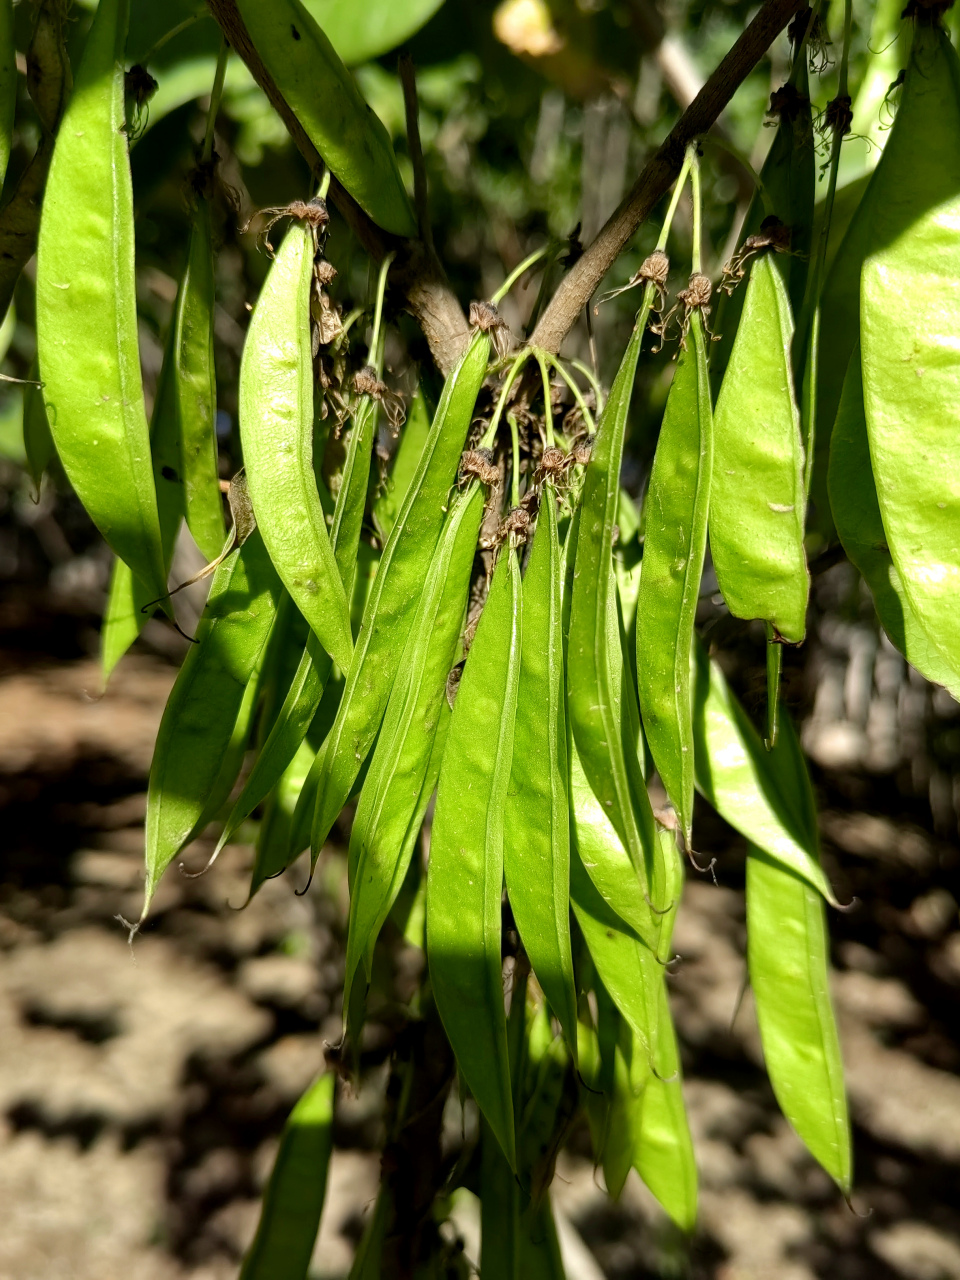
373;388;431;542
860;25;960;682
307;333;490;862
691;637;836;902
239;219;352;671
36;0;166;602
633;833;697;1231
251;736;317;895
504;485;578;1054
218;635;333;863
101;265;197;681
217;282;385;866
251;671;344;895
829;348;960;696
600;1022;645;1200
712;255;808;643
343;480;485;1018
235;0;417;237
568;303;660;905
636;312;713;846
427;544;522;1170
239;1072;335;1280
480;1114;519;1277
748;842;851;1190
810;19;949;540
569;841;662;1069
568;738;651;940
143;529;283;917
174;196;225;562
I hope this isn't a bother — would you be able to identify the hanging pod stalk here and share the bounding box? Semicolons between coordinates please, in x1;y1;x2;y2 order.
239;217;353;670
36;0;167;603
711;12;815;390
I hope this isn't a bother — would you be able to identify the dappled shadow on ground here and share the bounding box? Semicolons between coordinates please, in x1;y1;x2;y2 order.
1;575;959;1278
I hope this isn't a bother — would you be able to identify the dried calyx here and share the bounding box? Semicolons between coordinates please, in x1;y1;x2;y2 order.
469;300;513;359
459;447;500;488
244;197;330;255
721;216;793;294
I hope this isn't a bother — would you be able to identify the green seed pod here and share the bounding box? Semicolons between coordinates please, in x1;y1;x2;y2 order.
36;0;166;603
142;529;283;918
636;311;713;848
239;218;353;671
428;544;523;1172
235;0;417;237
239;1073;335;1280
712;255;808;644
691;636;837;903
860;26;960;686
829;344;960;698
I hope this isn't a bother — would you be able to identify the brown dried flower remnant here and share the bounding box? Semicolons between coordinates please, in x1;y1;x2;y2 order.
459;447;500;488
312;273;343;349
720;215;793;294
244;196;330;256
534;446;568;483
572;435;595;468
469;299;513;360
825;94;853;139
500;506;532;544
654;272;716;350
594;249;671;313
354;365;406;435
767;82;809;123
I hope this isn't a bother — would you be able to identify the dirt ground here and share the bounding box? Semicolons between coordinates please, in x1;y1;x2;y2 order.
1;560;960;1280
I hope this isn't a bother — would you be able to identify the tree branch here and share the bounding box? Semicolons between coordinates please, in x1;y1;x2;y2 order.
530;0;806;355
205;0;471;374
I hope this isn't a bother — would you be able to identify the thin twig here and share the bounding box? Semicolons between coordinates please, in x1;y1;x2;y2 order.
399;52;433;254
530;0;806;355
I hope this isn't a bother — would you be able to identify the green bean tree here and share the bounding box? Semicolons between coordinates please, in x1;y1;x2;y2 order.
3;0;960;1273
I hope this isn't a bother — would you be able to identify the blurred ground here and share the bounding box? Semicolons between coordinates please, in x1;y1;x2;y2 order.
1;565;959;1280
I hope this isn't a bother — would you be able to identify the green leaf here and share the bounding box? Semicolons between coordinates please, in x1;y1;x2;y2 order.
302;0;445;65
